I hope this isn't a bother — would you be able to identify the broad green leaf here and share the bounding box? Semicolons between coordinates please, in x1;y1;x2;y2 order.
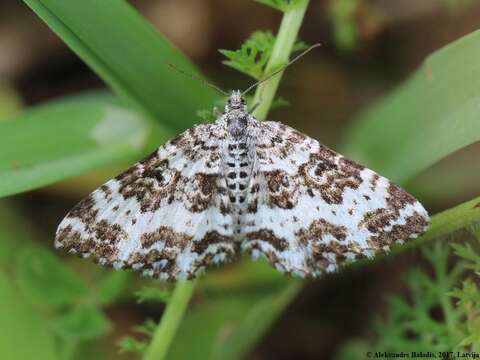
0;93;159;198
0;270;58;360
343;29;480;184
50;306;112;340
15;245;88;308
22;0;218;130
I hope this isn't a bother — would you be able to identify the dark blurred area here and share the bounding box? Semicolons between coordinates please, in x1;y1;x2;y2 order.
1;0;480;359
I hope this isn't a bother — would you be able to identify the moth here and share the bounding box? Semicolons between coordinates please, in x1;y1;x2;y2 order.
55;88;430;280
55;44;429;280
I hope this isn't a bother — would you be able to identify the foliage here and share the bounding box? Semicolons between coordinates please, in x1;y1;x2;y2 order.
343;29;480;184
23;0;218;131
118;319;158;354
0;203;129;359
450;241;480;349
337;232;480;358
375;244;465;351
0;94;158;197
220;31;308;80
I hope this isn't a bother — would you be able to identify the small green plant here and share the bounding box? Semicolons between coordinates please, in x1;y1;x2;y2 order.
220;31;308;80
336;230;480;358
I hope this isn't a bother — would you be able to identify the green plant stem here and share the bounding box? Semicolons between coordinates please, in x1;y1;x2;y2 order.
252;0;310;120
144;4;311;358
228;1;310;350
143;280;197;360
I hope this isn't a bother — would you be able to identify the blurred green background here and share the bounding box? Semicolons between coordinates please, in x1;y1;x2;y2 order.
1;0;480;359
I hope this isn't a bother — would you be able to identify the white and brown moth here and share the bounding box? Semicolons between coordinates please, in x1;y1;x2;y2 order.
55;90;430;280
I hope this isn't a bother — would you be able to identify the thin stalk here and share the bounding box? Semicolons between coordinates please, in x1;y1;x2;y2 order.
238;0;310;351
252;0;310;120
143;3;311;359
143;280;197;360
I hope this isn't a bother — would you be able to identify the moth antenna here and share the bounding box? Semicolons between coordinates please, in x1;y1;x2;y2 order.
241;43;321;97
167;63;229;96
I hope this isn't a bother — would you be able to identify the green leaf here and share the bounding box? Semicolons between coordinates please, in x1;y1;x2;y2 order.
118;337;149;355
118;319;157;354
450;279;480;308
50;306;112;340
134;319;159;338
22;0;218;130
220;31;308;80
364;244;464;352
0;270;58;360
0;92;158;198
451;243;480;271
220;31;277;80
135;286;172;304
15;245;88;308
343;29;480;184
251;1;309;120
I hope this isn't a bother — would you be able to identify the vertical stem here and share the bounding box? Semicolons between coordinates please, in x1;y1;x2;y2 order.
143;3;311;359
241;1;309;351
143;280;197;360
252;0;310;120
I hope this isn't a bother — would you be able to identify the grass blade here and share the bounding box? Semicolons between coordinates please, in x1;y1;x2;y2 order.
343;30;480;184
0;93;162;198
23;0;218;130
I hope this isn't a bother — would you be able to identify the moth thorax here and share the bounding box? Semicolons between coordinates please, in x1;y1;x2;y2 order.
226;112;249;138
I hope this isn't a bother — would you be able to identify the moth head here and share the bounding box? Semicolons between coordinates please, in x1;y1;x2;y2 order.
225;91;249;138
225;90;247;112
